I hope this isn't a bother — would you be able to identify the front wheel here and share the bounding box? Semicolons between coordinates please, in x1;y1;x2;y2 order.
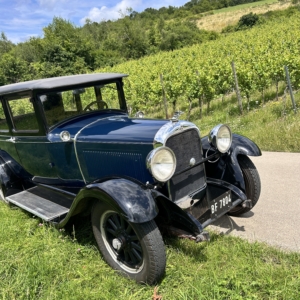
91;201;166;284
228;155;261;216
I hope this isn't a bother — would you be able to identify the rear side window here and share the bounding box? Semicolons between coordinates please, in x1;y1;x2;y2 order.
8;97;39;131
0;102;9;132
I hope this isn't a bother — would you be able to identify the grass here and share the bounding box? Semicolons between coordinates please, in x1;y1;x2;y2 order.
1;202;300;299
196;0;292;31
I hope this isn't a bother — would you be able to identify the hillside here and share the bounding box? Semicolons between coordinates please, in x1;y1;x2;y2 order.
0;0;296;85
197;0;291;31
97;6;300;151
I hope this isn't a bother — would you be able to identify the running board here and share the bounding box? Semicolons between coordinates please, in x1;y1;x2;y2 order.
6;186;74;221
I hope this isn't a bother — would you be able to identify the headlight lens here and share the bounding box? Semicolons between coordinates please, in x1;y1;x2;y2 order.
147;147;176;182
208;124;232;153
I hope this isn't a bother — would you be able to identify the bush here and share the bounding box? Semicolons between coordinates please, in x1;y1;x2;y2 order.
238;12;260;28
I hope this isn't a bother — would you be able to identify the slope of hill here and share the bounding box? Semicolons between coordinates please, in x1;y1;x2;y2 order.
197;0;292;31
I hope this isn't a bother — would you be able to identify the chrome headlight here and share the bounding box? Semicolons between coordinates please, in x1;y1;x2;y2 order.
147;147;176;182
208;124;232;153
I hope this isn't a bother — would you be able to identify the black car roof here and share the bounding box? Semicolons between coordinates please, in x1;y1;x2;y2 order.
0;73;128;96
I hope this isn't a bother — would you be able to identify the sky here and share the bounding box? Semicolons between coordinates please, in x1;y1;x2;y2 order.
0;0;188;44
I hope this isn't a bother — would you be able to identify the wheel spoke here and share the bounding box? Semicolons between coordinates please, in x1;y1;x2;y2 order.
106;228;117;237
120;216;125;230
107;218;118;231
126;224;132;234
128;250;138;265
132;248;142;262
131;242;142;252
124;250;129;262
129;234;138;241
112;214;121;229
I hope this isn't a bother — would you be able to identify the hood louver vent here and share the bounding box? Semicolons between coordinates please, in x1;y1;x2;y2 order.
83;151;147;182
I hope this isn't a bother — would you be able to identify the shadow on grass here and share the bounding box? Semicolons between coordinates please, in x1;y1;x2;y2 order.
64;215;98;248
163;228;231;264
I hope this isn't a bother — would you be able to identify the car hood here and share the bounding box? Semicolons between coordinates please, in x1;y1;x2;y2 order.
49;114;169;144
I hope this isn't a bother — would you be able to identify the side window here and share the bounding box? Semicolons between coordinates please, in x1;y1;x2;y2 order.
8;97;39;131
0;102;9;132
41;83;123;128
42;93;69;127
100;83;121;109
80;84;121;111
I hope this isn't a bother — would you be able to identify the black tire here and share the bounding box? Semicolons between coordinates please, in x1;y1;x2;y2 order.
91;201;166;284
228;155;261;216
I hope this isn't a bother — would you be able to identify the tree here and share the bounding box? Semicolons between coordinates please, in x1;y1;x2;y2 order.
0;32;14;56
38;17;95;76
0;53;29;85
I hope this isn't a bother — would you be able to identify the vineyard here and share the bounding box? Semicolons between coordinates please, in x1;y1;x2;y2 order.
100;8;300;121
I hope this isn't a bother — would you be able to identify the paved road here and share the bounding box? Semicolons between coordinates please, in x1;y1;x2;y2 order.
208;152;300;252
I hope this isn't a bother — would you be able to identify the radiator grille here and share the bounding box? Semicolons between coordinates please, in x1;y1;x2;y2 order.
165;129;206;202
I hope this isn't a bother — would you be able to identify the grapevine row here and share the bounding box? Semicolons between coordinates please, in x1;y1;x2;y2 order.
99;13;300;116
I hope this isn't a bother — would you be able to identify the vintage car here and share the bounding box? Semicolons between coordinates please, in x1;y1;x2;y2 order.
0;74;261;284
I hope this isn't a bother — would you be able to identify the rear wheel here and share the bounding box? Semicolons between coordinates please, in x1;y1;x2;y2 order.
91;201;166;284
228;155;261;216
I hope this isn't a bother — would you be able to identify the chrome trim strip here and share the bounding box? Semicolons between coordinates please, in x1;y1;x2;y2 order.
153;120;201;147
75;140;153;145
38;184;77;197
74;115;122;184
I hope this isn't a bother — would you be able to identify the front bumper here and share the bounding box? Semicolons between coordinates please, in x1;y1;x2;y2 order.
184;177;248;226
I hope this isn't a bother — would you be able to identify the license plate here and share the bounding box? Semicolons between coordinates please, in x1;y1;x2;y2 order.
210;191;232;218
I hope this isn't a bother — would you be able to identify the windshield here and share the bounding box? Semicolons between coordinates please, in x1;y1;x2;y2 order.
40;82;124;127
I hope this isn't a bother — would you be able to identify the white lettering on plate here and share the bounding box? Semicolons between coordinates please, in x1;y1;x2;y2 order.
212;194;231;214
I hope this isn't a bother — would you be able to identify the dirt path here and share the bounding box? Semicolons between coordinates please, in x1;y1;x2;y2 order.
208;151;300;252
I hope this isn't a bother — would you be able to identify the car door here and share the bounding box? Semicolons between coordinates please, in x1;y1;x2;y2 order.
6;94;57;178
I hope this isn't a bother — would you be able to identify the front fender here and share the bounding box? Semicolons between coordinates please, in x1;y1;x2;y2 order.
58;178;158;227
201;133;261;192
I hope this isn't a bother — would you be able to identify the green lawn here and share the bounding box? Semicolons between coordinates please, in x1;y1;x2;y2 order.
1;201;300;299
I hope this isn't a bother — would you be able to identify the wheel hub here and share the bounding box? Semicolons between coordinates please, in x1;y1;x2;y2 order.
112;238;122;251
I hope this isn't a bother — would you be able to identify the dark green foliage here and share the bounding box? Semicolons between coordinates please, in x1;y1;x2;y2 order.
0;32;14;56
238;12;260;28
222;12;261;32
0;2;297;85
0;53;31;85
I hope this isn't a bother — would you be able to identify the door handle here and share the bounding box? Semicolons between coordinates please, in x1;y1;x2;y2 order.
6;137;16;143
